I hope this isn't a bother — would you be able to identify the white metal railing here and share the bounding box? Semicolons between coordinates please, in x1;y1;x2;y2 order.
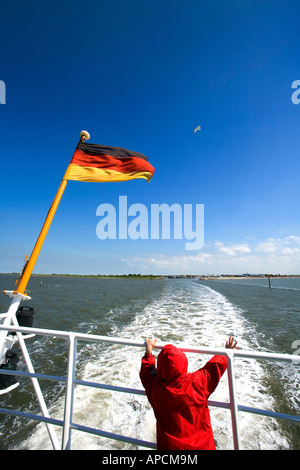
0;323;300;450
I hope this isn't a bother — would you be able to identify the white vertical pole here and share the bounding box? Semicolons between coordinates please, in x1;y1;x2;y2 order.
1;292;60;449
0;294;22;360
226;352;241;450
62;334;77;450
11;314;60;450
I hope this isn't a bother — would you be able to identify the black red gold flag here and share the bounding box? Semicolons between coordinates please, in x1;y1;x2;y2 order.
64;141;155;183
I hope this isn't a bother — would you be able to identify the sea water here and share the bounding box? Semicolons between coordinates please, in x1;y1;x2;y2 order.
0;274;299;450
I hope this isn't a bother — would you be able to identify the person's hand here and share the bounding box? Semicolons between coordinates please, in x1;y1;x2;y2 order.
145;338;157;355
225;336;238;349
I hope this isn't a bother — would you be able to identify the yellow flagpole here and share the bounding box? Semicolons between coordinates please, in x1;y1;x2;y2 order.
15;179;68;295
14;130;91;296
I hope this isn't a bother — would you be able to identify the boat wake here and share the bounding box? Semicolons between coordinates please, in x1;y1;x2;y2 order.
15;280;293;450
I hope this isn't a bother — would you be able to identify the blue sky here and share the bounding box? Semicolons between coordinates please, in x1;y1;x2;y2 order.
1;0;300;275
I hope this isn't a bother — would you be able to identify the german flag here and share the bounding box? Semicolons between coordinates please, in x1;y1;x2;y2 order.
64;141;155;183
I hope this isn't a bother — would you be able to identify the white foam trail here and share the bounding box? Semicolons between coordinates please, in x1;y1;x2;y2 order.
18;281;291;450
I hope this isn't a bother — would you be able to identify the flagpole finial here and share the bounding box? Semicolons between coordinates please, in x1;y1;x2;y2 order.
80;130;90;142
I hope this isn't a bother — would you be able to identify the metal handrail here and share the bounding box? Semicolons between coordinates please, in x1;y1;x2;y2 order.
0;323;300;450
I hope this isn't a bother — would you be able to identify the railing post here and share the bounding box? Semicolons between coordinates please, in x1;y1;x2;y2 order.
11;312;60;450
62;334;77;450
0;293;22;360
226;351;241;450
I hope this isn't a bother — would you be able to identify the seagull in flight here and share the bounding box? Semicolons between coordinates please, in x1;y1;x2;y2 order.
194;125;201;133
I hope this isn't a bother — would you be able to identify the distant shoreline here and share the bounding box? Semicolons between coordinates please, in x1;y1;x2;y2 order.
1;273;300;280
0;273;165;280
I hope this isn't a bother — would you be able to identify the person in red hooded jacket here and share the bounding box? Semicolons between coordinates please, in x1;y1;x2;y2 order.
140;336;238;450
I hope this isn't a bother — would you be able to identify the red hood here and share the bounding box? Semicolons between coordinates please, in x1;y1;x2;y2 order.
157;344;188;387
